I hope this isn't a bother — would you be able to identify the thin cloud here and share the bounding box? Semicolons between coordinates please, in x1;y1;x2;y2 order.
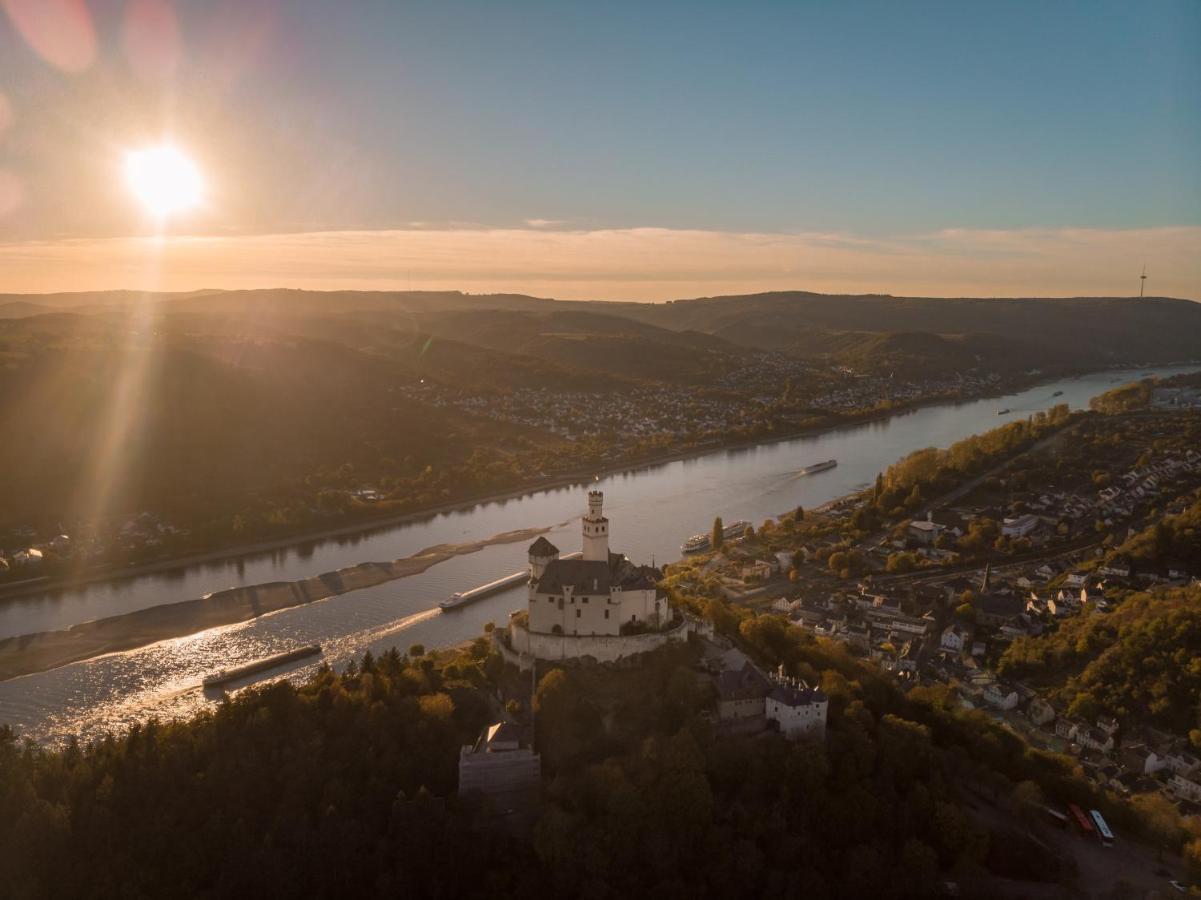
0;225;1196;301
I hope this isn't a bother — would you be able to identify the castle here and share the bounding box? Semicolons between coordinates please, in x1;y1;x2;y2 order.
526;491;668;636
499;491;699;667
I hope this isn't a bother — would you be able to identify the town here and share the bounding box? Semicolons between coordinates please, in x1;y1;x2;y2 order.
653;391;1201;829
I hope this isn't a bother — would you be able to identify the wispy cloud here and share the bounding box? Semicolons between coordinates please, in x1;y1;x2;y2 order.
0;225;1197;301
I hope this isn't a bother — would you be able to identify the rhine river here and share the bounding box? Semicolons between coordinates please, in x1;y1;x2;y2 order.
1;365;1196;743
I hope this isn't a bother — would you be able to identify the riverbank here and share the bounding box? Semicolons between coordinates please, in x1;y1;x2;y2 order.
0;527;547;681
0;376;1050;606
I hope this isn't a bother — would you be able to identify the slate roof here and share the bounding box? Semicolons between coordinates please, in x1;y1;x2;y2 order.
533;552;663;595
534;558;611;595
979;592;1025;619
716;662;772;702
767;680;827;708
528;536;560;557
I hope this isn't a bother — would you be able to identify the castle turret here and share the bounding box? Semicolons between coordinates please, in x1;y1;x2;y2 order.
581;490;609;561
528;536;559;583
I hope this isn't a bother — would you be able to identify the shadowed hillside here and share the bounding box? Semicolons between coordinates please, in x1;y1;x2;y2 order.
599;291;1201;370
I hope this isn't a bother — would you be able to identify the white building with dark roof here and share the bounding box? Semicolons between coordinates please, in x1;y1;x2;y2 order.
526;491;668;637
498;491;702;667
764;666;828;740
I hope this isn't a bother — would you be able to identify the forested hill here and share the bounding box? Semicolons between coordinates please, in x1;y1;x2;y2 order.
597;292;1201;368
5;288;1198;374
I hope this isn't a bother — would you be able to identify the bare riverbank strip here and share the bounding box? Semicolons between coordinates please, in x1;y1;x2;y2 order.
0;527;548;681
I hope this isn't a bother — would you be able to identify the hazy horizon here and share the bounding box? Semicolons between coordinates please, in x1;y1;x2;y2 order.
1;0;1198;300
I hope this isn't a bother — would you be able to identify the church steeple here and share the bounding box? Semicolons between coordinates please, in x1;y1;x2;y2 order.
581;490;610;561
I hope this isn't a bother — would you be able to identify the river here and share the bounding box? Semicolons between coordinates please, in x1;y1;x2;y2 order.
1;365;1195;743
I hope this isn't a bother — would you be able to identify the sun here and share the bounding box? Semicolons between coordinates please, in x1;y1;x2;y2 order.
124;144;203;219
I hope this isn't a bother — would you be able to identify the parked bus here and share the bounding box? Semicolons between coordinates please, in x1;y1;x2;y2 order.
1089;809;1114;847
1067;804;1094;837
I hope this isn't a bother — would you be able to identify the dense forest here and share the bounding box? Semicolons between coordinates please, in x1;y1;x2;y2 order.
4;602;1199;898
1108;492;1201;573
873;404;1074;519
998;585;1201;739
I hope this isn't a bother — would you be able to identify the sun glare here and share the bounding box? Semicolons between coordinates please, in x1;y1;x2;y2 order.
124;144;203;219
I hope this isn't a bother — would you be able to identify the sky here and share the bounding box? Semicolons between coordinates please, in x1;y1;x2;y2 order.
0;0;1198;300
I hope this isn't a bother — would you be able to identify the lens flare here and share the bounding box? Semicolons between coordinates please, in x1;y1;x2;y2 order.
124;145;203;219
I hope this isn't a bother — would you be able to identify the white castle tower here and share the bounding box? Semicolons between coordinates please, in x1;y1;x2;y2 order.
581;490;609;561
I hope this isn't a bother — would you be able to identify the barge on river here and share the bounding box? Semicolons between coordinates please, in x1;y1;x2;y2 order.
203;644;322;688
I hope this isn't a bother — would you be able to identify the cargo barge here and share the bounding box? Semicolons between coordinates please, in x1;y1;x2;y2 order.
202;644;322;688
441;551;581;610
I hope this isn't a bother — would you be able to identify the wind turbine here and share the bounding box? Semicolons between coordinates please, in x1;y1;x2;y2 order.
1140;264;1148;298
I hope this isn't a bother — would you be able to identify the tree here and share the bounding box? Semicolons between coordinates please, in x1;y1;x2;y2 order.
794;505;805;522
744;524;756;541
1132;792;1184;859
1011;780;1044;823
874;472;884;502
712;517;724;550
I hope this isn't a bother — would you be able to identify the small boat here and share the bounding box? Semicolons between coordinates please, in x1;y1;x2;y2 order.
997;408;1011;415
203;644;322;688
798;459;838;477
1052;390;1063;397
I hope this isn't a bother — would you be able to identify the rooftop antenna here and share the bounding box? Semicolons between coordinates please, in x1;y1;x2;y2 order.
1140;263;1148;299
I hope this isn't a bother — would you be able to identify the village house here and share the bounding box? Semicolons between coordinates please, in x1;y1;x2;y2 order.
765;669;828;740
907;519;941;546
1027;696;1056;727
982;682;1020;711
1168;772;1201;804
716;662;772;723
977;592;1025;628
1001;514;1040;538
940;623;972;655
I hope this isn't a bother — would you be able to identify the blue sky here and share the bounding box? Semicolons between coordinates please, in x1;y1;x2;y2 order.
0;0;1198;298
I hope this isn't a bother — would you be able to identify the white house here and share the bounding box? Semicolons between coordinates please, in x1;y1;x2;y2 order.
764;666;827;740
1001;514;1040;538
1168;772;1201;804
982;683;1019;711
940;623;972;654
908;519;941;546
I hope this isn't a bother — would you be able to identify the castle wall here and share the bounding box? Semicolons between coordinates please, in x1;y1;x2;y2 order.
499;616;706;670
528;587;623;636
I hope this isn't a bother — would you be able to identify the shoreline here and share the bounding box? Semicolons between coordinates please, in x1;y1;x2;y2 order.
1;362;1188;607
0;384;1029;604
0;527;548;682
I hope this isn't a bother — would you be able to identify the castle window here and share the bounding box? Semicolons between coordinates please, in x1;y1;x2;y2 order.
575;609;581;618
582;596;588;603
604;610;610;620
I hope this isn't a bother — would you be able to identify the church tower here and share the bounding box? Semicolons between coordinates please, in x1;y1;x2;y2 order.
581;490;610;561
